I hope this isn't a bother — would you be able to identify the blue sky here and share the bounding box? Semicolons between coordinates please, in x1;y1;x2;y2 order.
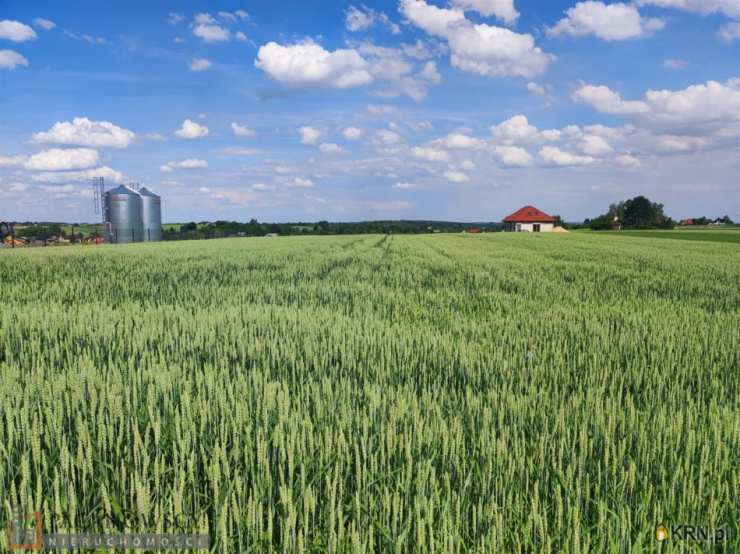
1;0;739;223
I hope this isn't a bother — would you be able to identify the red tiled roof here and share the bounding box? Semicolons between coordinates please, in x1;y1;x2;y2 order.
503;205;556;223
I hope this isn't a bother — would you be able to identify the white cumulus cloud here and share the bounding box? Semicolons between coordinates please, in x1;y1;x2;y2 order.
574;79;740;140
299;126;322;145
192;14;230;42
24;148;99;171
231;122;256;137
393;182;418;189
411;146;451;162
719;22;740;43
255;40;373;89
491;115;541;144
342;126;364;140
30;166;124;184
494;145;534;167
549;2;665;41
33;117;136;148
290;177;315;188
189;58;212;71
346;5;401;34
33;18;56;30
319;142;344;154
435;133;486;149
539;146;595;166
0;20;37;42
450;0;519;24
0;49;29;70
444;170;470;182
400;0;552;79
174;119;209;139
635;0;740;19
160;159;208;172
572;85;650;115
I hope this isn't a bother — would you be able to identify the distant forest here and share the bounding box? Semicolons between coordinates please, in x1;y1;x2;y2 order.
6;195;735;242
165;219;503;240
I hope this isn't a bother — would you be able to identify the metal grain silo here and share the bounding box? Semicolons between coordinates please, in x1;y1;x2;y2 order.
104;185;143;243
139;187;162;242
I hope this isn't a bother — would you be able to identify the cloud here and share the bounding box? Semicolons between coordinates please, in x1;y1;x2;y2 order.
235;32;248;42
549;2;665;41
444;170;470;182
355;42;441;101
0;154;25;167
252;183;275;191
33;117;136;148
231;122;256;137
375;129;402;145
299;126;322;145
400;0;552;79
411;146;450;162
572;85;650;115
0;20;38;42
494;145;534;167
319;142;344;154
346;5;374;31
189;58;212;71
223;147;259;156
615;154;641;167
491;115;541;144
290;177;315;188
393;181;418;189
24;148;99;171
33;18;56;31
31;166;125;183
160;159;208;172
574;79;740;139
635;0;740;18
450;0;519;24
366;104;398;115
365;200;411;211
174;119;209;139
255;40;373;89
342;126;363;140
167;13;184;25
192;14;230;42
663;58;688;69
435;133;486;149
719;22;740;43
539;146;595;166
346;5;401;34
418;60;442;84
0;49;29;70
526;82;547;96
579;134;614;156
8;182;30;192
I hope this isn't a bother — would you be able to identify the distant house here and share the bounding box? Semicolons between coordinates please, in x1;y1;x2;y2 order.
503;205;556;232
612;217;622;231
680;218;694;226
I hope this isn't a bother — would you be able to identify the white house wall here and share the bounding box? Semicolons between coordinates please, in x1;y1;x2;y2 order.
515;223;554;232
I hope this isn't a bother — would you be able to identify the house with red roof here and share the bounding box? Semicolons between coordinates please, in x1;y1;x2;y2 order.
503;205;556;232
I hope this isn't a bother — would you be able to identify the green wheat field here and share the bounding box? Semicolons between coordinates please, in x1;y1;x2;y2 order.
1;233;738;552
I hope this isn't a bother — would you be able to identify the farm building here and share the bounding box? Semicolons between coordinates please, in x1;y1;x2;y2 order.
503;205;556;232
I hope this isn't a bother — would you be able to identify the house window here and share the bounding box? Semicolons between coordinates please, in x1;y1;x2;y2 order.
533;223;541;232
